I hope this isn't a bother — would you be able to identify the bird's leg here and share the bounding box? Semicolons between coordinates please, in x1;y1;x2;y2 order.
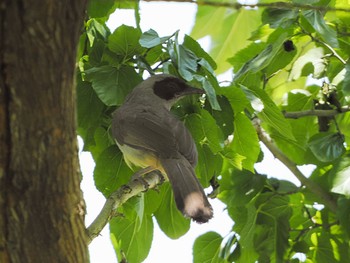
131;166;157;190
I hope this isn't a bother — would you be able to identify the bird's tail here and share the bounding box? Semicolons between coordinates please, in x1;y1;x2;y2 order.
160;158;213;223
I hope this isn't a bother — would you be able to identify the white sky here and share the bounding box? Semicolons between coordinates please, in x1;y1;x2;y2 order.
80;2;314;263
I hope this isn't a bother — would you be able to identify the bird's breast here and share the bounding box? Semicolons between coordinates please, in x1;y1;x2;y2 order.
116;141;162;171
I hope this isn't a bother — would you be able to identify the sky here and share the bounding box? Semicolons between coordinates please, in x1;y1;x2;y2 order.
80;2;314;263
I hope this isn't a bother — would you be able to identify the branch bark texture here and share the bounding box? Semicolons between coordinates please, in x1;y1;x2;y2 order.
284;106;350;119
86;171;162;243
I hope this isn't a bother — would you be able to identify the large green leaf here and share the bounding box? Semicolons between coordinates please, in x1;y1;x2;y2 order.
108;25;144;59
232;112;260;172
76;76;105;131
262;7;299;28
183;34;217;71
213;9;261;73
204;95;235;138
196;144;223;187
191;4;227;39
289;45;326;80
302;10;339;48
139;29;173;48
153;184;190;239
233;32;288;80
84;65;142;106
337;197;350;237
184;111;224;154
331;156;350;196
219;85;251;113
310;231;339;263
93;145;132;197
193;232;226;263
254;193;292;262
192;7;261;73
86;19;110;45
308;132;345;162
242;85;296;141
110;214;153;263
343;62;350;95
194;74;221;110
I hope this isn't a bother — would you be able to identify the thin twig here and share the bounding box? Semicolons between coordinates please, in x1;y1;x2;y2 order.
283;105;350;119
86;171;163;244
142;0;350;13
253;119;337;213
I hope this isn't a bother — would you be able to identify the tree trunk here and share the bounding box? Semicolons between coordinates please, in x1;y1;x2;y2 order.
0;1;88;262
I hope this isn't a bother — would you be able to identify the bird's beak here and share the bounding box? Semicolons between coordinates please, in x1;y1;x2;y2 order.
178;85;205;97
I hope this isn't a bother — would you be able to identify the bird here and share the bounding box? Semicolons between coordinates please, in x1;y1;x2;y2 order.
111;74;213;223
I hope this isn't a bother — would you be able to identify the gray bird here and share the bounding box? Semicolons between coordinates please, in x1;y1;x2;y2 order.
112;74;213;223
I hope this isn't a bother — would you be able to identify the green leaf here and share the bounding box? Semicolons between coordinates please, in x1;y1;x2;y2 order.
144;189;162;215
194;75;221;110
243;85;296;141
310;231;338;263
308;132;345;162
139;29;173;48
228;42;266;71
219;169;265;210
93;145;132;197
185;111;224;154
233;32;288;80
200;110;224;153
86;19;110;45
331;156;350;196
110;214;153;263
220;233;239;261
219;85;251;113
154;184;190;239
207;9;262;73
302;10;339;48
76;76;105;131
262;8;299;28
232;113;260;172
177;45;198;81
84;65;142;106
337;197;350;237
343;62;350;95
191;6;227;40
238;203;259;259
83;126;111;159
193;232;225;263
196;144;223;187
183;34;217;71
108;25;144;59
204;95;235;138
289;45;326;80
220;149;246;170
87;0;115;20
255;194;292;262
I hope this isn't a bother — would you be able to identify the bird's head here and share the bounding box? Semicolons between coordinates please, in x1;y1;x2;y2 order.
128;74;204;110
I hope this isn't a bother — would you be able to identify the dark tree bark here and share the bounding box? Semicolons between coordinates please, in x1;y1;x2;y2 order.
0;1;88;262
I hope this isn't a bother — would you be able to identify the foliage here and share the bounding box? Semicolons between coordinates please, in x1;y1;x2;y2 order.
78;0;350;262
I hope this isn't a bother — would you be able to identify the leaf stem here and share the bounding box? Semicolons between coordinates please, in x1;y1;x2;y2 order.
253;119;337;213
86;171;162;243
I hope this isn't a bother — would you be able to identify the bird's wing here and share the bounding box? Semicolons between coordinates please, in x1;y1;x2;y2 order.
112;107;198;166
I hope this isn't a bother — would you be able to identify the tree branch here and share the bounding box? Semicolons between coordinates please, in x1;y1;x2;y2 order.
86;171;163;244
253;119;337;213
142;0;350;13
283;106;350;119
